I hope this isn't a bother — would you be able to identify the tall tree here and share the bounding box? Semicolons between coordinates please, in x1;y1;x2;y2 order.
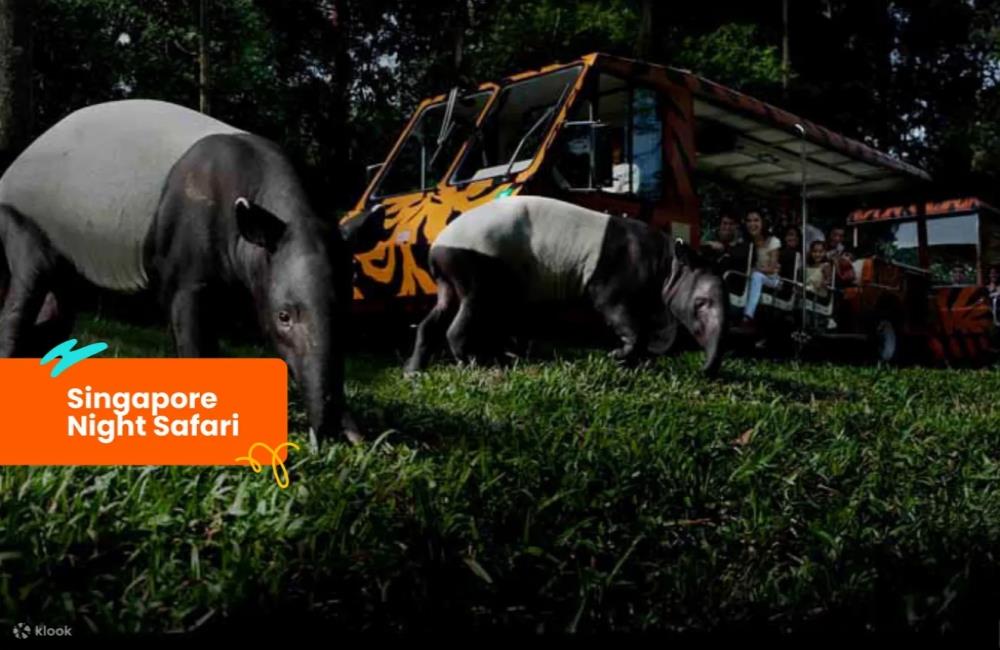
0;0;31;168
199;0;210;114
636;0;653;60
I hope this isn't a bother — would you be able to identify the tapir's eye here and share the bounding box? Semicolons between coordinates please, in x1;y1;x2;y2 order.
694;297;710;311
277;310;292;325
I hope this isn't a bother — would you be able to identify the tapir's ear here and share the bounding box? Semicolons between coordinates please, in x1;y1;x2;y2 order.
673;238;693;267
235;197;286;253
663;239;688;301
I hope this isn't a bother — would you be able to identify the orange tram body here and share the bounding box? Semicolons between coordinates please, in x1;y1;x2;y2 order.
341;53;996;364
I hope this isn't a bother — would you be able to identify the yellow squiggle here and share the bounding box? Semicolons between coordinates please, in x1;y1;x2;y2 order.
235;442;300;489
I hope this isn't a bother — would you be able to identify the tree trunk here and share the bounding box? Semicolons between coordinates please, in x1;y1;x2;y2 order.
330;0;355;205
0;0;31;168
199;0;210;114
453;0;477;83
636;0;653;60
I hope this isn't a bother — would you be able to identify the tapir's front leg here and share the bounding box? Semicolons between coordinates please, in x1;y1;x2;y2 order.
647;303;678;356
0;278;48;357
0;208;63;357
595;298;646;364
606;305;643;362
168;285;219;357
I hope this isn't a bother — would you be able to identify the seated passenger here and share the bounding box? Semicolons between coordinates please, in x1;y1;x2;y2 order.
825;226;850;260
742;209;781;324
779;226;802;279
988;265;1000;295
703;212;750;283
826;226;857;285
603;135;640;194
805;240;833;297
988;265;1000;325
703;212;742;255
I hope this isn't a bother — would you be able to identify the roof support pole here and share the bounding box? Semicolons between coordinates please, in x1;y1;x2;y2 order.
797;123;809;355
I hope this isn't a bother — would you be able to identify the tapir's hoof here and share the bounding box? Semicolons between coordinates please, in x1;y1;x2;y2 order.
402;360;424;378
609;347;641;367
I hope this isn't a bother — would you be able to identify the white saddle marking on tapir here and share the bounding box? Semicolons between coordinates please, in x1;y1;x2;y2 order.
432;196;612;302
0;99;245;292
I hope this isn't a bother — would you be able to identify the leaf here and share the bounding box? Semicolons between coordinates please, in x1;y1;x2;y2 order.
733;428;754;447
463;557;494;584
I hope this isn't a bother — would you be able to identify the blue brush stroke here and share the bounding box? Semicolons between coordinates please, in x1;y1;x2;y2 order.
40;339;109;378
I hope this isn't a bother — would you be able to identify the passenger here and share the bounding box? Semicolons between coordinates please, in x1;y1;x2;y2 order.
826;226;856;285
741;209;782;324
987;265;1000;295
783;226;801;253
771;209;792;237
805;240;833;297
604;132;640;194
704;212;742;255
826;226;852;260
987;265;1000;325
780;226;802;279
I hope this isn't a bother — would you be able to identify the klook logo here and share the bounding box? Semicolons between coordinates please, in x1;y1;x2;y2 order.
11;622;72;639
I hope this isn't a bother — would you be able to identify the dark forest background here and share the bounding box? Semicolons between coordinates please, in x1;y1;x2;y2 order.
1;0;1000;215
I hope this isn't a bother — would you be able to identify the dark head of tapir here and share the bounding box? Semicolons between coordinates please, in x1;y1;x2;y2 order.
661;238;728;376
150;133;358;443
233;196;355;443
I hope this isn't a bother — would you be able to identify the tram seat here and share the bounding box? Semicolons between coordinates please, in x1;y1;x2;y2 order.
724;244;800;313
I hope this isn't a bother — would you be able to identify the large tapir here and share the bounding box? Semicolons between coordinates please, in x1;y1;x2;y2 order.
404;196;728;376
0;99;358;442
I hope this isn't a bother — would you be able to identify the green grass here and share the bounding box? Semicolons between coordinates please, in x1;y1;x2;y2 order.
3;313;1000;636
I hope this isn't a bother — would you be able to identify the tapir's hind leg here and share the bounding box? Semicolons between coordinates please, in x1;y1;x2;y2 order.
405;272;459;374
439;248;513;365
25;285;76;356
0;206;72;357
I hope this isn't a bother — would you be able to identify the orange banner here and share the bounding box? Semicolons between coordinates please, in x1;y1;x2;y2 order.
0;358;288;465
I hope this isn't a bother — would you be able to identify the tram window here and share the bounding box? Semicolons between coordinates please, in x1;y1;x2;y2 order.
981;213;1000;272
855;221;919;267
452;66;582;184
551;75;663;200
375;91;492;198
927;215;979;285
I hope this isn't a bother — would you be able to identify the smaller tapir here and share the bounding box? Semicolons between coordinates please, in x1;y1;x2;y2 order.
404;195;728;375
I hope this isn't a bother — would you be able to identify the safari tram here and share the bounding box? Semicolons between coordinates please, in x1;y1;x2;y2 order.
340;52;997;365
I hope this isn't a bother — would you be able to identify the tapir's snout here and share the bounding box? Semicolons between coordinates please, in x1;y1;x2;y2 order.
665;263;727;377
697;275;727;377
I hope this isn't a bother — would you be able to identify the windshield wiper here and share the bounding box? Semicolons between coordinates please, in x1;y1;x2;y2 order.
428;87;461;171
503;82;574;178
428;121;456;170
